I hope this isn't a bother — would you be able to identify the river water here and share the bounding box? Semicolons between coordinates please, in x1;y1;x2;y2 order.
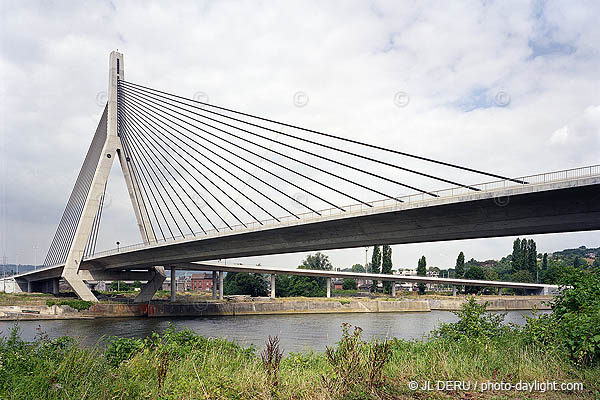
0;310;539;352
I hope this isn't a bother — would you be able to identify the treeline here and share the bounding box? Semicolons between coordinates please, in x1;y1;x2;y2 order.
221;239;598;297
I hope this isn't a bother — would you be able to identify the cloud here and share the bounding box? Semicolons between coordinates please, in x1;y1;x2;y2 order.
0;0;599;267
548;105;600;164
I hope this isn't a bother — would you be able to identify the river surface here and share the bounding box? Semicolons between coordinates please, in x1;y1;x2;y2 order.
0;310;540;352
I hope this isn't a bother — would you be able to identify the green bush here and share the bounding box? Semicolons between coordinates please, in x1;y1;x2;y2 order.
105;336;145;366
342;278;357;290
521;266;600;366
45;299;93;311
432;296;508;342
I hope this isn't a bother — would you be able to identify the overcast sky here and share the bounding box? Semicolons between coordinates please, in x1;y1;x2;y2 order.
0;0;598;270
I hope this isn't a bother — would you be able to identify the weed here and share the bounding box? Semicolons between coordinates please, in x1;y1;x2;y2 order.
261;335;283;390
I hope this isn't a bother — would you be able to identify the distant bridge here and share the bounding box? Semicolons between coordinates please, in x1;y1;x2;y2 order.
3;51;598;301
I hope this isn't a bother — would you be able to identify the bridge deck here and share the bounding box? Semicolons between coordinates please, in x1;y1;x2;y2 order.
5;165;599;290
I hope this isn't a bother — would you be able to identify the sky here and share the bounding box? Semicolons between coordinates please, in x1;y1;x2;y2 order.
0;0;598;270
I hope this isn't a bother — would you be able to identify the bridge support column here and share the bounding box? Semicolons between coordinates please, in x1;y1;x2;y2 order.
52;278;59;295
452;285;457;296
134;267;166;303
170;267;176;302
326;277;331;298
27;281;32;293
212;271;217;299
391;281;396;297
497;287;502;295
270;274;276;299
218;271;224;300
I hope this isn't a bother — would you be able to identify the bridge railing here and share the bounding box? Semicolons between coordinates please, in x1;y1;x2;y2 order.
85;164;600;261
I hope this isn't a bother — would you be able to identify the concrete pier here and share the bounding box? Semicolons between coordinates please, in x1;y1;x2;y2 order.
391;281;396;297
212;271;217;299
452;285;457;296
270;274;276;299
52;279;59;295
326;277;331;298
218;271;224;300
170;267;176;302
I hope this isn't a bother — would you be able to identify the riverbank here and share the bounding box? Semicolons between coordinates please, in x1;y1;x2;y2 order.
0;294;552;320
1;314;598;399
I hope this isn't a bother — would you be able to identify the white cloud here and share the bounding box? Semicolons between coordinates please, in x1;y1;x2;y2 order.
0;0;598;267
549;105;600;148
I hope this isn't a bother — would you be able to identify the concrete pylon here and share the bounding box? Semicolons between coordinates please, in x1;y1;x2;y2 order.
218;271;224;300
60;51;161;302
170;267;176;302
270;274;276;299
212;271;217;299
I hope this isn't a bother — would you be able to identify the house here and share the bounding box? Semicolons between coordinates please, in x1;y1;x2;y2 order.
395;268;417;276
162;277;186;292
190;273;214;291
333;278;344;290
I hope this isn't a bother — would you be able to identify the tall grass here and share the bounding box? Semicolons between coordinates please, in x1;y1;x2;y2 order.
1;321;598;399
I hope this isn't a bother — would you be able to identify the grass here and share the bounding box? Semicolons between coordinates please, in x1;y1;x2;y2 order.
1;321;598;400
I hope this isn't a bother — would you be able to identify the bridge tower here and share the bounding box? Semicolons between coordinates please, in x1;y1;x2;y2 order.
58;51;165;302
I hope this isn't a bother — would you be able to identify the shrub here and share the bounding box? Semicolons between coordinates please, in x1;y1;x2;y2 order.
322;323;390;396
46;299;93;311
105;336;145;366
522;266;600;366
342;278;357;290
432;296;508;342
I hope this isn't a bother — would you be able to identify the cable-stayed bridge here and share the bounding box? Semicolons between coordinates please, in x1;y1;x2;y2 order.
3;51;599;301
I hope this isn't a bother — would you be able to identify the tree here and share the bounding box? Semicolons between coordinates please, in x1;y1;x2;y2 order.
511;269;534;283
381;245;393;293
520;239;528;270
464;265;486;293
299;252;332;271
510;269;535;295
573;256;582;269
276;275;325;297
350;264;365;273
342;278;357;290
298;252;332;287
370;245;382;292
526;239;537;277
542;262;561;284
455;252;465;278
223;272;268;297
417;256;427;295
542;253;548;271
511;238;522;272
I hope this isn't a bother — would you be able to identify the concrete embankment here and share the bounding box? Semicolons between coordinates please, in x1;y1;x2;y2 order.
0;296;552;320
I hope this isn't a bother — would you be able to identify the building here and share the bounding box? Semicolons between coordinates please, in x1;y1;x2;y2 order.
190;273;214;291
162;277;186;293
333;278;344;290
395;268;417;276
